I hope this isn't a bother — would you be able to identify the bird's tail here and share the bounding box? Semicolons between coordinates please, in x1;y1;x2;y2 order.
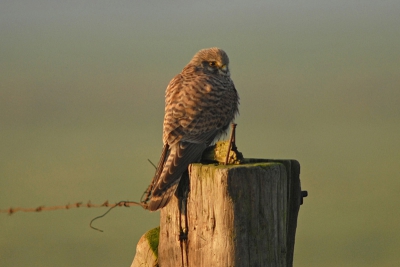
146;141;206;211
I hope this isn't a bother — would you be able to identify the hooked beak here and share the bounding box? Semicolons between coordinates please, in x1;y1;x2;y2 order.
219;64;229;75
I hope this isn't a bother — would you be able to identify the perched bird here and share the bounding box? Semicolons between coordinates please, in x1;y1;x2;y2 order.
146;47;239;211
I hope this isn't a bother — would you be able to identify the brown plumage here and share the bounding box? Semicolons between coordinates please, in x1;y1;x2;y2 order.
147;47;239;211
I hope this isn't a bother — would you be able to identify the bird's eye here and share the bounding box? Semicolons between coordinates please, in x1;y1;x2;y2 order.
209;61;216;67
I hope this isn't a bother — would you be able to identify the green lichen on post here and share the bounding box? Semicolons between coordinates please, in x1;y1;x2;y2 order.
201;140;244;164
192;160;282;172
145;226;160;258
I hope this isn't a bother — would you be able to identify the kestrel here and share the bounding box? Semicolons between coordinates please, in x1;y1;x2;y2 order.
146;47;239;211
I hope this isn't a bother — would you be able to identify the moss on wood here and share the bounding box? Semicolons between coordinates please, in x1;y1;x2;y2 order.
145;227;160;258
201;140;244;164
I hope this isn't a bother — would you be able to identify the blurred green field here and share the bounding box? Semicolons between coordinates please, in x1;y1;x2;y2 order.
1;1;400;266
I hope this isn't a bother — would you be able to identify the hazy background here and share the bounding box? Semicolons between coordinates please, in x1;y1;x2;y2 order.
1;1;399;266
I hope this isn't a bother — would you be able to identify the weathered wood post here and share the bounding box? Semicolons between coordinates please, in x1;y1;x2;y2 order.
132;156;304;267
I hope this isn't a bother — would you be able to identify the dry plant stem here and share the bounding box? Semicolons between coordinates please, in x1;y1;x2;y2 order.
224;123;237;165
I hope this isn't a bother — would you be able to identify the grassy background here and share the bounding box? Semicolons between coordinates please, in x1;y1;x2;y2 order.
1;1;399;266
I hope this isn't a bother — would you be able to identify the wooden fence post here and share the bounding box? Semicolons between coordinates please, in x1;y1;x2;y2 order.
132;159;303;267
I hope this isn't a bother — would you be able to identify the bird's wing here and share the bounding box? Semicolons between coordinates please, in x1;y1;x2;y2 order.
147;141;206;211
163;68;237;146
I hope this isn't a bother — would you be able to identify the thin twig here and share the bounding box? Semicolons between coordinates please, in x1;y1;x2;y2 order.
89;201;144;232
225;123;237;165
147;159;157;169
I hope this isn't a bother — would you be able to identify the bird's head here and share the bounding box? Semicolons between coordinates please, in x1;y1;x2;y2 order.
190;47;230;76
